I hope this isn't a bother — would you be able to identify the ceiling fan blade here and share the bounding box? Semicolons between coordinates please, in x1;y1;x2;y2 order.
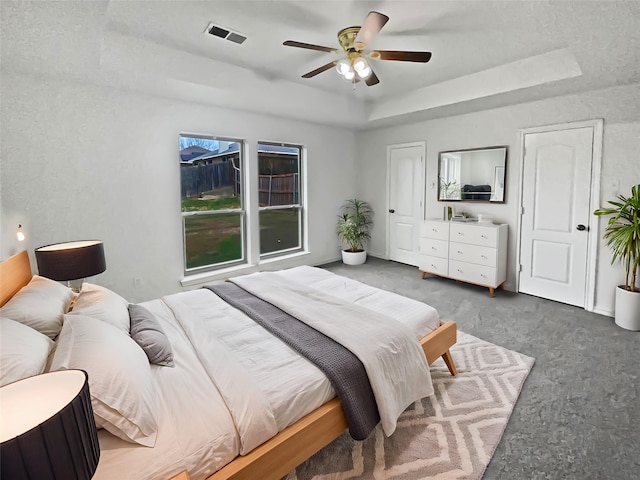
283;40;336;53
354;11;389;49
372;50;432;62
302;61;337;78
365;69;380;86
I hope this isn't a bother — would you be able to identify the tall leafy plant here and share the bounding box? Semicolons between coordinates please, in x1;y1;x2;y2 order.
593;184;640;292
337;199;374;252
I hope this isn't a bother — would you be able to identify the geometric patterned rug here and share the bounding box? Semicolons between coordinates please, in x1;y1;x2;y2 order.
284;331;535;480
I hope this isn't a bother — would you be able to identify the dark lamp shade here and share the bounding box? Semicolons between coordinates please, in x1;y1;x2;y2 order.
0;370;100;480
35;240;106;281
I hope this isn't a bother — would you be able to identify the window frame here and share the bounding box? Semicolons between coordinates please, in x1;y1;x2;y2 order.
180;134;246;275
257;141;304;259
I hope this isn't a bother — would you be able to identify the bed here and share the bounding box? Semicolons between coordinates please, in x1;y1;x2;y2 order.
0;250;457;480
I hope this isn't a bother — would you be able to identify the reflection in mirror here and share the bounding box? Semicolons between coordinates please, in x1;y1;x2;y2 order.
438;146;507;203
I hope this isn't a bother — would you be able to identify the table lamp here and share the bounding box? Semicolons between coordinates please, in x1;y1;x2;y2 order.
35;240;106;292
0;370;100;479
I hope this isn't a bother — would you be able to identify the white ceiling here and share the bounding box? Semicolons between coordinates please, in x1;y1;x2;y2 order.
2;1;640;128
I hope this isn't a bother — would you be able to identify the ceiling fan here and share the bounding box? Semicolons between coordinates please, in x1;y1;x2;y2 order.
283;11;432;86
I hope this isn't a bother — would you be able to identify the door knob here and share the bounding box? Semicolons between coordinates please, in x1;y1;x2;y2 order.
389;209;395;213
576;224;587;231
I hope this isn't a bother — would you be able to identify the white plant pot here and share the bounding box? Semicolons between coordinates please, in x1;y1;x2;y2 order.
341;250;367;265
614;286;640;331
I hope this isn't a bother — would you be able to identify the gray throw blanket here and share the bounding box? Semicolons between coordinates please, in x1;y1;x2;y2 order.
205;282;380;440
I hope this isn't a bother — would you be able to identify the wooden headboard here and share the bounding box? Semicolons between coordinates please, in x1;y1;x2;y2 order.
0;250;33;307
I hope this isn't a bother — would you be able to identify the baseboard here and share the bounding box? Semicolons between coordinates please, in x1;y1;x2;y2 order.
592;307;614;318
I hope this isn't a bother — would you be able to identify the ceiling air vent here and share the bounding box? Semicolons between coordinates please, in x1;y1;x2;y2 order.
204;22;247;45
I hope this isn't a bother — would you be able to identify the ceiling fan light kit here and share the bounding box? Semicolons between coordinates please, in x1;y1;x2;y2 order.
283;11;432;87
335;55;371;81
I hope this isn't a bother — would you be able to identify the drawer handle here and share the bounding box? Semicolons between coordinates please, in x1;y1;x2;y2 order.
431;247;436;250
480;274;486;278
457;268;463;273
457;232;463;235
481;255;487;259
432;229;437;232
481;234;487;239
457;250;463;254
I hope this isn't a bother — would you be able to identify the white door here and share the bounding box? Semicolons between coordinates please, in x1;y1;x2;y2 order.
519;127;594;307
388;144;424;265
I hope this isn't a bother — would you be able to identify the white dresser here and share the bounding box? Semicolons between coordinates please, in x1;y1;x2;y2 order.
418;219;508;297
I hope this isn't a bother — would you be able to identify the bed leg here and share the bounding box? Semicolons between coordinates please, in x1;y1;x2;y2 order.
489;287;495;298
421;271;427;279
442;350;458;376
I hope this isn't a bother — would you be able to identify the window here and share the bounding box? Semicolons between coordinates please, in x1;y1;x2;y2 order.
179;134;245;272
439;154;461;200
258;142;303;257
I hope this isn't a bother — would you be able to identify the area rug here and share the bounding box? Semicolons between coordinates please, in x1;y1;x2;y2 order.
284;331;534;480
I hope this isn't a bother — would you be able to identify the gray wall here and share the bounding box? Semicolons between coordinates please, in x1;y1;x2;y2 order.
0;71;358;302
356;82;640;316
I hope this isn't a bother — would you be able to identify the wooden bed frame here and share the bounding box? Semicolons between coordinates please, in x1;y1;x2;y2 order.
0;250;458;480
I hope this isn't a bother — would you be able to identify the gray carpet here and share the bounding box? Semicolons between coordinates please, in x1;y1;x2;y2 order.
322;257;640;480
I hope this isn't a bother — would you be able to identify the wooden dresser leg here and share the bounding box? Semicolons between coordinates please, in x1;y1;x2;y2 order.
421;271;427;279
442;350;458;376
489;287;495;298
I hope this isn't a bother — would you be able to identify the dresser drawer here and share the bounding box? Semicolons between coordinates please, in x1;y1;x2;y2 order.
450;223;497;247
449;260;497;287
449;242;496;267
420;238;449;259
418;255;449;275
421;221;450;241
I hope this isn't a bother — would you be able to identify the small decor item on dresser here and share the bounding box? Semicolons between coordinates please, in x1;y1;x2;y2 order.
477;214;494;224
451;211;477;222
337;199;373;265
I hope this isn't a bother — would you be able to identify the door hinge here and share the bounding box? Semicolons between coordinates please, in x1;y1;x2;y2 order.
519;264;523;272
521;206;525;215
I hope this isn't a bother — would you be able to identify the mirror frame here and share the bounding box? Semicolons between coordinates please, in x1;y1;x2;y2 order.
437;145;508;203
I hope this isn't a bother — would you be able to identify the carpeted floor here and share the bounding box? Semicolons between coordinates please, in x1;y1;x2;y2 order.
322;258;640;480
286;332;534;480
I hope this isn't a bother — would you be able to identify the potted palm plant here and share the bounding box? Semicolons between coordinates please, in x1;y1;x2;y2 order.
337;199;373;265
593;184;640;330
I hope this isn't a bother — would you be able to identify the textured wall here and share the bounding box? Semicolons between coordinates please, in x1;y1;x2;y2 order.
355;82;640;316
0;72;357;302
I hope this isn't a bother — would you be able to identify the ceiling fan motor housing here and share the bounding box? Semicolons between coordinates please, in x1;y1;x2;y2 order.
337;27;362;52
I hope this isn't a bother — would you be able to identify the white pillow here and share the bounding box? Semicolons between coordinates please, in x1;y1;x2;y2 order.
0;275;74;339
0;317;55;387
68;283;130;332
51;314;158;447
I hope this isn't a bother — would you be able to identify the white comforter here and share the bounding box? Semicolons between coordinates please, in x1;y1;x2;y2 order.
93;266;441;480
231;270;434;436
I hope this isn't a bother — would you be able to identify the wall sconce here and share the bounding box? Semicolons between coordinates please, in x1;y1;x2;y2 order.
16;225;25;242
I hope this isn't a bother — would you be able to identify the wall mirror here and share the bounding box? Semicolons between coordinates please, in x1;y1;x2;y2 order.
438;146;507;203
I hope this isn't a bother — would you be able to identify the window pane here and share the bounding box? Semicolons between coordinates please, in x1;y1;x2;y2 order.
259;208;300;255
180;134;245;273
180;139;242;212
258;144;300;207
184;213;243;269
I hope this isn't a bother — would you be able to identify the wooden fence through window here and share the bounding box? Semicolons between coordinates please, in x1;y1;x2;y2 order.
259;173;298;206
